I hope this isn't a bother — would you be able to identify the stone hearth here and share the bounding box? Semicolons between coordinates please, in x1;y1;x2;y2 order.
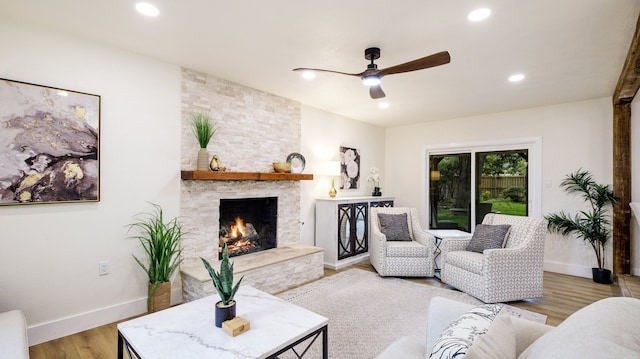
180;246;323;301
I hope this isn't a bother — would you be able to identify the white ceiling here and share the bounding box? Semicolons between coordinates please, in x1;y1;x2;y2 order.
1;0;639;127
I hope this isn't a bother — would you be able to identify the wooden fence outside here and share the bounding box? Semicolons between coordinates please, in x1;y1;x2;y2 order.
480;176;525;198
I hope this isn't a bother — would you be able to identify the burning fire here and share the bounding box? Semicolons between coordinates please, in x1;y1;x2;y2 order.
230;216;246;239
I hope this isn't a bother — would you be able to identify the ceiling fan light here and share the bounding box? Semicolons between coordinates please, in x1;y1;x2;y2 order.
362;75;381;86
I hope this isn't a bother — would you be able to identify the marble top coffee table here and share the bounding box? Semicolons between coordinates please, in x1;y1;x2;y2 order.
117;286;328;359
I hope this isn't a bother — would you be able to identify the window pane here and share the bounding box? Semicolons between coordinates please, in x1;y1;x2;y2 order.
429;153;471;232
475;150;528;221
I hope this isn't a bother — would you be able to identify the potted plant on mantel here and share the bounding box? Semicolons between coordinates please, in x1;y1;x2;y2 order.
128;203;184;312
201;244;244;327
190;111;218;171
545;169;617;284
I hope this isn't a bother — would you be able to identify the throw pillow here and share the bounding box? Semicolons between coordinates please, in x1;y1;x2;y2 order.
377;213;412;241
465;224;512;253
429;304;505;359
465;313;516;359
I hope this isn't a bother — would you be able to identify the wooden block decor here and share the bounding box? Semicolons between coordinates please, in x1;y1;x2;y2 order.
222;316;250;337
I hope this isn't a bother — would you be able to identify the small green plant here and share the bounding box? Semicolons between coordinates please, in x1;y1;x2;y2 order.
190;112;218;148
201;244;244;306
545;169;616;270
480;190;492;202
502;186;526;203
128;203;183;306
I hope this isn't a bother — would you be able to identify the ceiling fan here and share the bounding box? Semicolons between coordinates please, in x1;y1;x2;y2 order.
293;47;451;99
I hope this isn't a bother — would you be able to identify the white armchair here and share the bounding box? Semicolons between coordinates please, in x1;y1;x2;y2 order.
440;213;547;303
370;207;435;277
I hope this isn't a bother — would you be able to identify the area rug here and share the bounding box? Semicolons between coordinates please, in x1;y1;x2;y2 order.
277;268;546;359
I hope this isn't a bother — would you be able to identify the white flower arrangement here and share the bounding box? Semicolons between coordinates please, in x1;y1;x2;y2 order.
368;167;380;189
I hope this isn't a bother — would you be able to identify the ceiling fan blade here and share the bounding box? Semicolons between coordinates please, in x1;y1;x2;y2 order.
369;85;386;99
378;51;450;77
292;67;362;77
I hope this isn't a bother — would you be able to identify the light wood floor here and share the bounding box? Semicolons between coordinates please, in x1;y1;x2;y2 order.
29;264;640;358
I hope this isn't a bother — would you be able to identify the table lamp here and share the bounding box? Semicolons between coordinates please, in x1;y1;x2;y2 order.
320;161;341;198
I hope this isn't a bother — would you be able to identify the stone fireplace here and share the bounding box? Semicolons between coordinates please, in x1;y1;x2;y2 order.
178;68;323;301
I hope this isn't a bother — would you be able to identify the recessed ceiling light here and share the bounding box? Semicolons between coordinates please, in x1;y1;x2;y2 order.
301;71;316;80
136;2;159;17
378;102;389;109
509;74;525;82
468;8;491;22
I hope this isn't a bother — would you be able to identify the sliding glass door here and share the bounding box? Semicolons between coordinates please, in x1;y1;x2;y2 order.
428;148;529;232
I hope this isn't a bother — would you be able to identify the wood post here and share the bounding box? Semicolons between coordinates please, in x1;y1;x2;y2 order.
611;11;640;275
612;103;632;275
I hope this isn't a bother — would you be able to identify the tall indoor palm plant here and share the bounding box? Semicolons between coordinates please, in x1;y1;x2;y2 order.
545;169;616;283
128;203;183;312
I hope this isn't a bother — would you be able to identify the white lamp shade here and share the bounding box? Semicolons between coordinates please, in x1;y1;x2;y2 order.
318;161;341;176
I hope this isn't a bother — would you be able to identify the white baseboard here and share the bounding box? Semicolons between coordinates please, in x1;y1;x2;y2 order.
545;261;640;278
27;287;182;346
543;261;592;279
324;253;370;270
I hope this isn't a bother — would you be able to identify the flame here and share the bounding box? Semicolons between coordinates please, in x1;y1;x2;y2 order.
230;216;246;238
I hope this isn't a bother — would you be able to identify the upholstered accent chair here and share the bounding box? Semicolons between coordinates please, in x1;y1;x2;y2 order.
370;207;435;277
440;213;547;303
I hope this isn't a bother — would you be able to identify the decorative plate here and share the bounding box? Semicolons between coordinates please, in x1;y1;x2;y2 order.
286;152;306;174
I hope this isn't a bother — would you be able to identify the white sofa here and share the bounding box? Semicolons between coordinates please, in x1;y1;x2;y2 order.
377;296;640;359
0;310;30;359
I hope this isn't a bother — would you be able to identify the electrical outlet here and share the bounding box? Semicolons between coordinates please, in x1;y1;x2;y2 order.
98;261;110;276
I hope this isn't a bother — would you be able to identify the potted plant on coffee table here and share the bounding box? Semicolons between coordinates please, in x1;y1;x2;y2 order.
201;244;244;327
190;112;218;171
545;169;616;284
128;203;183;312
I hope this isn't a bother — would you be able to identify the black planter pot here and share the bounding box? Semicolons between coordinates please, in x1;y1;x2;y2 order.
215;300;236;327
592;268;612;284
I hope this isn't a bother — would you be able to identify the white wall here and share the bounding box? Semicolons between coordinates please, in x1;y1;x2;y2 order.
299;105;386;246
0;18;182;344
385;98;614;278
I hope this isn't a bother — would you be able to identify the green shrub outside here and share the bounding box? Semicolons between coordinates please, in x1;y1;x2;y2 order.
502;186;526;203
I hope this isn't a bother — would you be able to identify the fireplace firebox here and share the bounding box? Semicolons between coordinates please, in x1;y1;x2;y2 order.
219;197;277;258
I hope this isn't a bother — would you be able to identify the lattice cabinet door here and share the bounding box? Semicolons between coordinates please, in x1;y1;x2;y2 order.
337;204;353;260
337;202;369;260
370;200;394;208
352;202;368;256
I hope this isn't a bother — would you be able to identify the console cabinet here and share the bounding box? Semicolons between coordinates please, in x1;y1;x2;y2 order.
315;196;394;269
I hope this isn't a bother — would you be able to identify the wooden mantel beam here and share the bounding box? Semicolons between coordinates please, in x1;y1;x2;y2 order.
611;12;640;275
614;13;640;104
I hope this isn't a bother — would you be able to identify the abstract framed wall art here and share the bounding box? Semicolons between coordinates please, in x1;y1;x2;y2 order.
339;146;360;189
0;78;100;205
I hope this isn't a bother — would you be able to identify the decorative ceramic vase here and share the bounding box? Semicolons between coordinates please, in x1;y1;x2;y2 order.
372;187;382;196
197;148;209;171
148;281;171;313
215;300;236;327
